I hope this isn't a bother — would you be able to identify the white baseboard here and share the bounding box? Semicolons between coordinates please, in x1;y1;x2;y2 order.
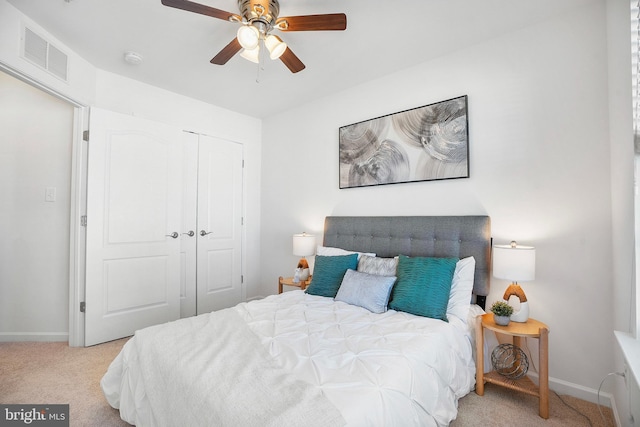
0;332;69;342
548;375;613;406
526;372;620;426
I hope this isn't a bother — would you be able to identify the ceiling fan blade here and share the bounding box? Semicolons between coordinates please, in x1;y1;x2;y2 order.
279;47;306;73
161;0;240;22
210;38;242;65
276;14;347;31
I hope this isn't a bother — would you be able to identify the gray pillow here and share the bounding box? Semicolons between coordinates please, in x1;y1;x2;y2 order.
357;255;398;276
335;269;396;314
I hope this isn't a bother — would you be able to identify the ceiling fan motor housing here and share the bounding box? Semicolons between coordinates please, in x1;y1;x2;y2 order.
239;0;280;30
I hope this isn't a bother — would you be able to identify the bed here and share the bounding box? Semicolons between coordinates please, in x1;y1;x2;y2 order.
101;215;492;427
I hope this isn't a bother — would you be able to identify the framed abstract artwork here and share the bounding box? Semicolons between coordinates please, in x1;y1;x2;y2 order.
338;95;469;189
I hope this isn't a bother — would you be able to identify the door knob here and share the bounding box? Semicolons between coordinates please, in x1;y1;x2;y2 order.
165;232;179;239
182;230;195;237
200;230;213;236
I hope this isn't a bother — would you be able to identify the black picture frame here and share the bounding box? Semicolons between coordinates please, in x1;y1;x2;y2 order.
338;95;469;189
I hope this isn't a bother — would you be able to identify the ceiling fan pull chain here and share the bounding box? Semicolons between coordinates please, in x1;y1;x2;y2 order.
255;39;266;83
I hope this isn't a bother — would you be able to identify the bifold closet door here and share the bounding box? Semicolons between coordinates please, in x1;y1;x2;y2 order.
179;133;244;317
195;135;243;314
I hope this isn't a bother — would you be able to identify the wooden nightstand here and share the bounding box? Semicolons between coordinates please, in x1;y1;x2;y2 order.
475;313;550;419
278;276;311;294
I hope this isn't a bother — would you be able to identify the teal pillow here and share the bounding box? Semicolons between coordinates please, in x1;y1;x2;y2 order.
388;255;459;321
306;254;358;298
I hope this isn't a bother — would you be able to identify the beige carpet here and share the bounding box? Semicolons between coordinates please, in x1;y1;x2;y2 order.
453;384;615;427
0;340;615;426
0;339;130;426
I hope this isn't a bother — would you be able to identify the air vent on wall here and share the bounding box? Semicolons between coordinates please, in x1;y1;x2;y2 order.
22;27;68;82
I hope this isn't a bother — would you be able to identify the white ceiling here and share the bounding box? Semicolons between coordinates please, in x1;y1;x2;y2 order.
8;0;595;119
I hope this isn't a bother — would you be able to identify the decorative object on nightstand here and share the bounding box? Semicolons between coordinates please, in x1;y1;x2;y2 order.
489;300;514;326
492;241;535;322
491;343;529;379
292;232;316;282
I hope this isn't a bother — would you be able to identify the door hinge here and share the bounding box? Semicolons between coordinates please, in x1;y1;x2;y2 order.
241;275;244;284
80;215;87;227
242;159;245;168
80;301;86;313
82;130;89;141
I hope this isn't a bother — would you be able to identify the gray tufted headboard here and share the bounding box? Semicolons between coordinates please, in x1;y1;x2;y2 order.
323;216;491;309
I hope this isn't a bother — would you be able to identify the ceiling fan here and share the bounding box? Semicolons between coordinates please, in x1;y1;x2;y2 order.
161;0;347;73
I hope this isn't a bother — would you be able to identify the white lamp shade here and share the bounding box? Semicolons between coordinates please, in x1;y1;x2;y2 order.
237;25;260;50
265;35;287;60
240;46;260;63
293;233;316;257
493;243;535;282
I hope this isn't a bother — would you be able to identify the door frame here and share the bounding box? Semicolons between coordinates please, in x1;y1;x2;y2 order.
0;62;88;347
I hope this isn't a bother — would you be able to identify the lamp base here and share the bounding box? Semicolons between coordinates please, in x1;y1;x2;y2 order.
295;257;310;282
297;268;310;281
297;257;309;269
502;283;528;303
502;282;529;322
510;301;529;323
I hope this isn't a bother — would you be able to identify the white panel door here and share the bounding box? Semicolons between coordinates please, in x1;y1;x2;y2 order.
196;135;243;314
85;108;183;346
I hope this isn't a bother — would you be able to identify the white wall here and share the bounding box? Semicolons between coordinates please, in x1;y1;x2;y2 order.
0;71;74;341
0;0;263;338
261;2;614;400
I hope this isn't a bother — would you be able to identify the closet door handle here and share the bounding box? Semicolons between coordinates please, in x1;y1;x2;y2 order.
200;230;213;237
182;230;195;237
165;232;179;239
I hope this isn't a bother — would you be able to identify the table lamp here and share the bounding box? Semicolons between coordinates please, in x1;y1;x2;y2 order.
492;241;536;322
293;233;316;281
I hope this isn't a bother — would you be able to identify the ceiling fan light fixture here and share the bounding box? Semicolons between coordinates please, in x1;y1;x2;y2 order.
265;35;286;60
240;46;260;63
237;25;260;50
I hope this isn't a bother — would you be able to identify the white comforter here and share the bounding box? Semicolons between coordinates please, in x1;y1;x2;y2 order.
101;290;476;427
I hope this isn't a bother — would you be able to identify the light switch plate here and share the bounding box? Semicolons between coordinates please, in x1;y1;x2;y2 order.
45;187;56;202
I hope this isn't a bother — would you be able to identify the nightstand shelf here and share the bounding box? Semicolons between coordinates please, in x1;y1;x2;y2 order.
278;276;311;294
476;313;550;418
483;371;540;397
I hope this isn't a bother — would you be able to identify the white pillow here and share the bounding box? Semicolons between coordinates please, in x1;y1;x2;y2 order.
316;245;375;259
446;256;476;323
335;269;396;314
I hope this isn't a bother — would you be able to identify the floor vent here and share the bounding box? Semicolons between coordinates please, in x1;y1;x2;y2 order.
22;27;68;82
